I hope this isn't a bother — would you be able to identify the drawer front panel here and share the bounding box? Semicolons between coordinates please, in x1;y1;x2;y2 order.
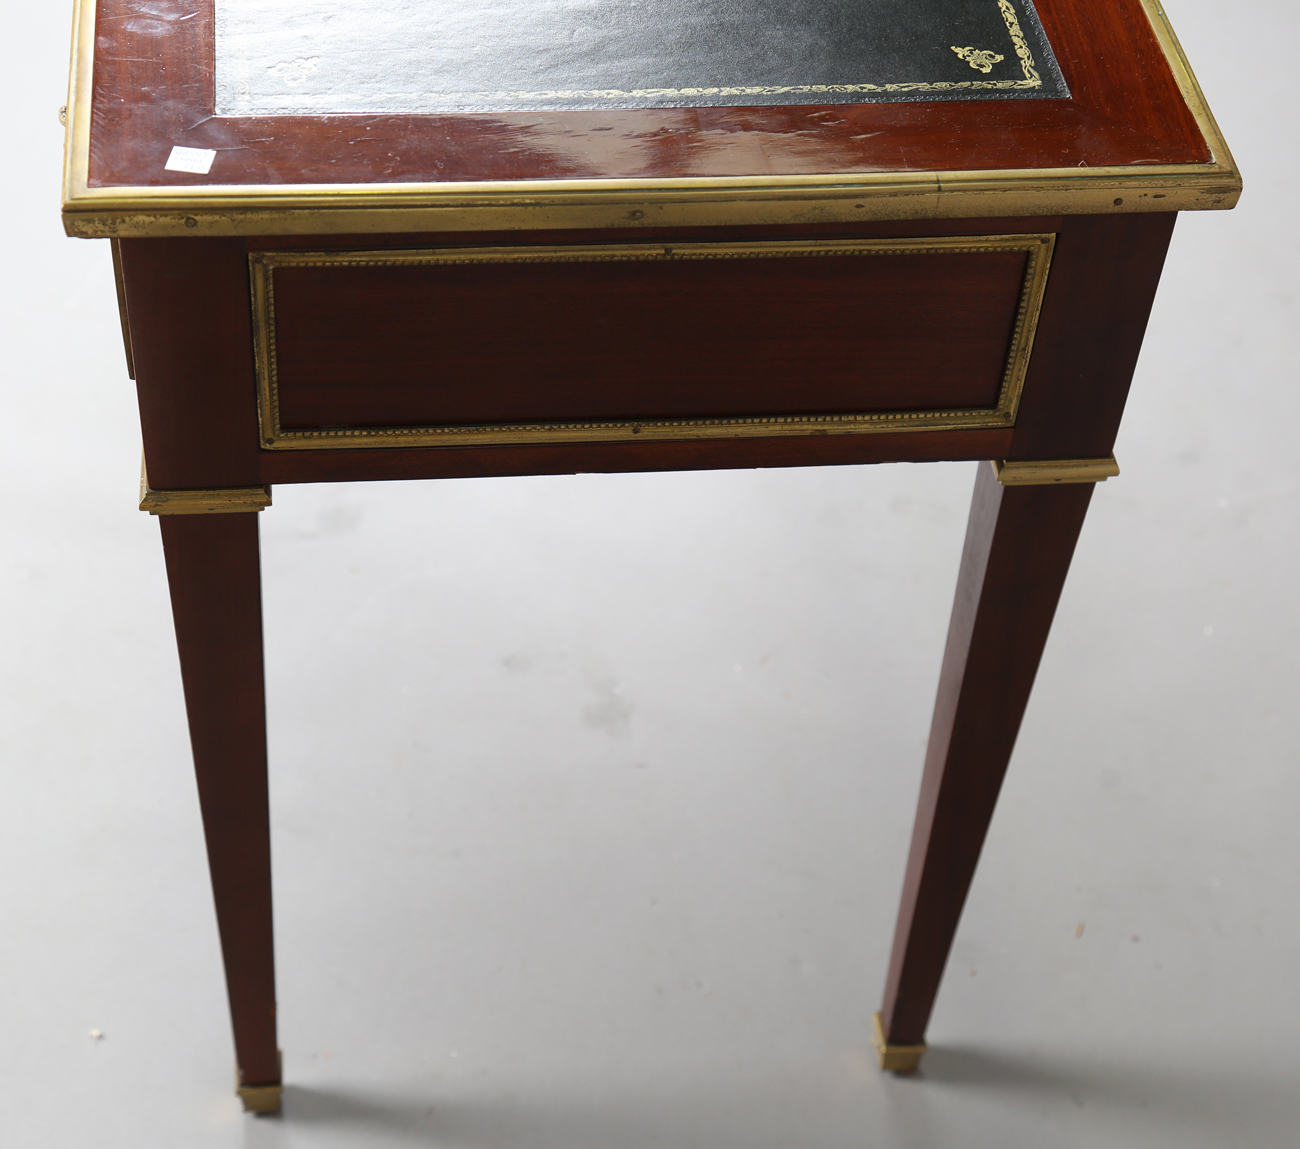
252;236;1053;449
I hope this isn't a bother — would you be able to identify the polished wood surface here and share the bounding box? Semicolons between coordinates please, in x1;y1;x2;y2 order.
87;0;1207;192
1007;211;1175;459
110;192;1183;1097
85;0;1231;1100
159;513;279;1088
256;428;1016;485
269;246;1026;430
117;211;1172;491
117;237;261;491
115;214;1185;1103
880;464;1094;1047
119;206;1170;1097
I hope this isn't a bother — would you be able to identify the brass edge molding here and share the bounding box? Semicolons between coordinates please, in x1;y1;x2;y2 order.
61;167;1239;239
1141;0;1238;175
61;0;1239;238
251;234;1053;451
62;0;94;226
872;1012;927;1073
62;163;1237;211
139;467;272;514
991;455;1120;485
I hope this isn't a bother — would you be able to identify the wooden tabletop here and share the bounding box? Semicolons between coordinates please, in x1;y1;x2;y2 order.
63;0;1238;236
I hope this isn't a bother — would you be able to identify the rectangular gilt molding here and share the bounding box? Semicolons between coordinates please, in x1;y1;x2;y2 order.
252;234;1055;451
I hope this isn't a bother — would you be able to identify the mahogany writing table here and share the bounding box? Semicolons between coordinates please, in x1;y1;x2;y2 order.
63;0;1238;1113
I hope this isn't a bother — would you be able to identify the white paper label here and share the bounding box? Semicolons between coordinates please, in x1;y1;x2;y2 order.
165;146;217;175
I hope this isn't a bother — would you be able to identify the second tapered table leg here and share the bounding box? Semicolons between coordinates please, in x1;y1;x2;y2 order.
158;512;281;1111
874;461;1100;1070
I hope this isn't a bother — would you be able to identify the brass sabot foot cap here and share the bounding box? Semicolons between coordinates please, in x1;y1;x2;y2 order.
872;1011;927;1073
237;1052;284;1113
237;1082;283;1113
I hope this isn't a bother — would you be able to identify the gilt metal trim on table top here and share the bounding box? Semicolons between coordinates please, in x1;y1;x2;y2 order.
250;235;1053;451
61;0;1239;237
214;0;1066;114
991;455;1120;484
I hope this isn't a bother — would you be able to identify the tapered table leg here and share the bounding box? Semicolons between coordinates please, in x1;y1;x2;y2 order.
159;513;281;1111
875;461;1097;1070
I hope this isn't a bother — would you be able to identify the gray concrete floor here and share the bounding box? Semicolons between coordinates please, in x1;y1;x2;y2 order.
3;2;1298;1145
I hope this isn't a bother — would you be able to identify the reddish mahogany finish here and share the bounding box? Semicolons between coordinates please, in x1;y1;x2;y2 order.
159;513;279;1089
120;211;1170;494
117;237;262;491
880;466;1095;1047
1010;211;1176;459
112;181;1182;1094
87;0;1208;192
270;248;1026;431
95;0;1206;1084
257;429;1017;486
